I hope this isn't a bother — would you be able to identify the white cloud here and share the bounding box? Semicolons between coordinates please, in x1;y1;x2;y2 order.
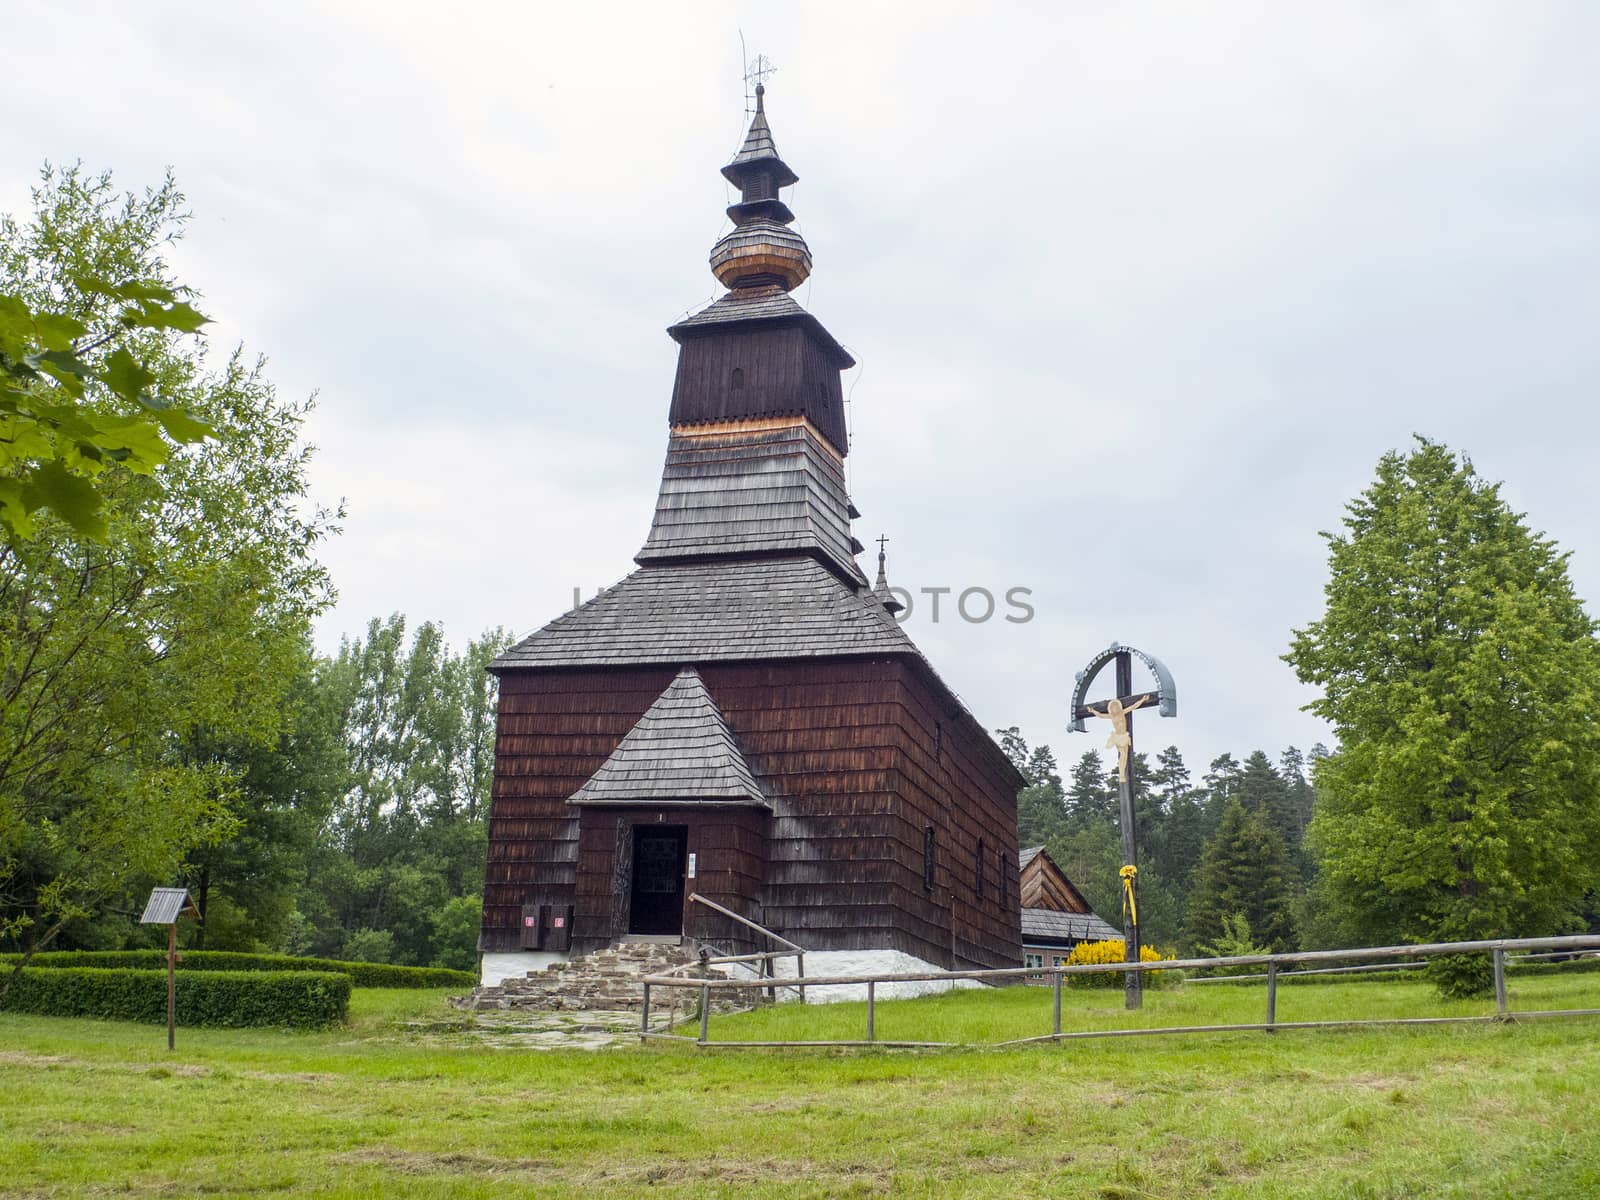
4;0;1598;771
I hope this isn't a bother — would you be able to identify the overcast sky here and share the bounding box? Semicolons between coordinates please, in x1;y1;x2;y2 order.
5;2;1598;777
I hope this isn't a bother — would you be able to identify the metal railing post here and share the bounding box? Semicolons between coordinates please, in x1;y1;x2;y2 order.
867;981;876;1042
1265;963;1278;1032
1493;947;1508;1018
699;981;711;1045
1053;970;1062;1037
640;982;651;1043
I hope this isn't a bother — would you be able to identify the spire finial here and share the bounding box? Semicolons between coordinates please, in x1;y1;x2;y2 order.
712;65;811;292
872;534;904;615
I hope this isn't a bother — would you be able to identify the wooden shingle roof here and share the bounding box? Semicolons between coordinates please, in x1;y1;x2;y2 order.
635;422;866;585
570;667;766;806
490;556;911;671
667;287;853;369
1022;907;1121;946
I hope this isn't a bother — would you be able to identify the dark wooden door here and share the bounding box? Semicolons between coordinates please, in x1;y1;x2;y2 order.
628;826;687;935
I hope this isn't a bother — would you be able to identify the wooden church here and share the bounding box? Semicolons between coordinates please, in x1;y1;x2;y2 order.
477;85;1024;989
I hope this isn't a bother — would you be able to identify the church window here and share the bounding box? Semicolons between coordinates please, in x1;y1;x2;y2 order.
999;848;1008;910
730;367;745;390
976;838;986;900
923;826;936;892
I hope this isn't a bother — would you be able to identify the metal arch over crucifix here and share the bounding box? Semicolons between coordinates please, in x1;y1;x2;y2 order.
1069;642;1178;1010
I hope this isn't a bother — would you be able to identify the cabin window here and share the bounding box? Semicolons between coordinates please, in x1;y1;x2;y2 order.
1024;953;1043;970
923;826;936;892
976;838;986;900
730;367;745;390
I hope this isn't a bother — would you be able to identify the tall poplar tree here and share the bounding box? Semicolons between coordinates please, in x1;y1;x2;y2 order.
1287;439;1600;989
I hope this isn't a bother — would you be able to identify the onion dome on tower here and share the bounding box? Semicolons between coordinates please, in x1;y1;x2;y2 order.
710;84;812;291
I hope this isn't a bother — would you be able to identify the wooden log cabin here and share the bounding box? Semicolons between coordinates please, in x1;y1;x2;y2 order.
478;85;1025;991
1019;846;1120;973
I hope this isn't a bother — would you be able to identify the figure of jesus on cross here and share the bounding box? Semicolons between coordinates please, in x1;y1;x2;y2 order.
1069;644;1177;1010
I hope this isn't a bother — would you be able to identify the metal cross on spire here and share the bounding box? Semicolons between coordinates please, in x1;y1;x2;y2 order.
876;534;890;555
745;53;777;92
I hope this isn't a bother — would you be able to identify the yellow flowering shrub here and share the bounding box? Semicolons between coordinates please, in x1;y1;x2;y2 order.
1062;939;1178;988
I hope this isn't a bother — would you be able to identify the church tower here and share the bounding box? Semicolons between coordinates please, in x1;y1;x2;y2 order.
479;86;1022;989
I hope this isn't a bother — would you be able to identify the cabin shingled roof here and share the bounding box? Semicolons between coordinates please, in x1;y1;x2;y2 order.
1022;907;1122;945
570;667;767;806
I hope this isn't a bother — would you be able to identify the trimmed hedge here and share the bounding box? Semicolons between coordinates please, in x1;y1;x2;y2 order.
0;950;474;989
1;968;350;1028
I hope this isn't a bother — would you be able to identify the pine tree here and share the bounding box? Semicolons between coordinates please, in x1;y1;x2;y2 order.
1184;799;1299;953
1150;745;1191;813
1066;749;1114;826
1279;746;1317;868
1237;750;1299;868
1016;743;1067;848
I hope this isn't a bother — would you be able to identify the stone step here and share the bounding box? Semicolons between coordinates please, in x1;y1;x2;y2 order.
452;940;753;1015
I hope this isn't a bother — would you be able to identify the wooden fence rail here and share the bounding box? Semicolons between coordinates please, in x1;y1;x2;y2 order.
636;933;1600;1050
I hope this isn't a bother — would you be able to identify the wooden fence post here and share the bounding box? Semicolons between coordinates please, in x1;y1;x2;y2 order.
797;953;806;1005
1493;948;1508;1018
166;923;177;1052
1265;963;1278;1033
867;981;876;1043
1053;971;1062;1037
699;981;710;1045
640;982;651;1043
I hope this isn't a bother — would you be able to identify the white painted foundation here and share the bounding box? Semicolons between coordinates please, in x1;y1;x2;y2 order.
758;949;982;1003
480;950;569;987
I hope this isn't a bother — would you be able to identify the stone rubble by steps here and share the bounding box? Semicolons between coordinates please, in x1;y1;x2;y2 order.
450;940;755;1017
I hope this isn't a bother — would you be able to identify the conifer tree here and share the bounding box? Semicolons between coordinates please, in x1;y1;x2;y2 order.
1066;749;1114;825
1185;798;1298;953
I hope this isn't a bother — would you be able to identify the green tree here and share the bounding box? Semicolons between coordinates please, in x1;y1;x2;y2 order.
179;647;350;950
1065;749;1114;824
0;165;212;540
1236;750;1299;872
0;169;335;990
1286;439;1600;977
1185;799;1298;953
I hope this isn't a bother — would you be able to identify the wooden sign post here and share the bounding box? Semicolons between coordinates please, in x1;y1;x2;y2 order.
1070;644;1178;1011
139;887;198;1051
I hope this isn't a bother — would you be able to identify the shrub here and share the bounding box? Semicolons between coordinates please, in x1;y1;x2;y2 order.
1428;953;1493;999
1062;939;1178;988
0;950;474;989
342;928;395;965
1196;914;1273;977
1;968;349;1027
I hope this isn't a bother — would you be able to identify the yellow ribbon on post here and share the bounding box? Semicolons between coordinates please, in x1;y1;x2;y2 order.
1119;864;1138;929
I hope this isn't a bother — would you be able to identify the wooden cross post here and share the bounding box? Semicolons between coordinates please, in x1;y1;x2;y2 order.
1070;644;1177;1012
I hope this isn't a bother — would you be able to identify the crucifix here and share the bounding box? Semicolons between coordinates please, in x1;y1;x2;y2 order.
1069;643;1178;1010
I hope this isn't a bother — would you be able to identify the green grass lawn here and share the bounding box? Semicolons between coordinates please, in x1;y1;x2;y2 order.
4;974;1600;1198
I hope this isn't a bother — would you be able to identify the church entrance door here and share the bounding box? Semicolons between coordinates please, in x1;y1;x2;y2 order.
628;825;687;936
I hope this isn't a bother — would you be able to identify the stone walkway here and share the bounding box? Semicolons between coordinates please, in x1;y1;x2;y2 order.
414;1005;684;1051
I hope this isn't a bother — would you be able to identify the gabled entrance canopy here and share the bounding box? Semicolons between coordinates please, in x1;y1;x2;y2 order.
569;667;768;808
